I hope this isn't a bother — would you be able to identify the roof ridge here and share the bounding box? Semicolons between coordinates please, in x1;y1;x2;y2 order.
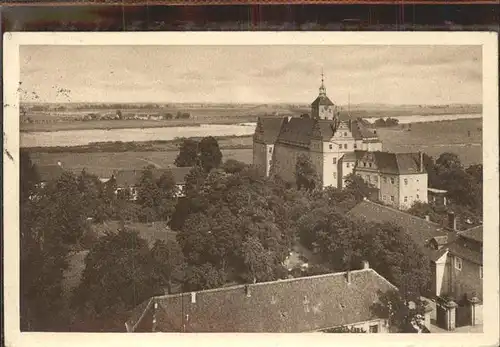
153;268;374;300
354;199;444;228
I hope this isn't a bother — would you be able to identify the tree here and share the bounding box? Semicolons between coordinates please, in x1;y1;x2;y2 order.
241;236;276;283
344;173;378;202
466;164;483;184
370;290;429;333
116;110;123;120
199;136;223;172
222;159;248;174
174;138;199;167
297;207;364;271
436;152;462;172
136;165;160;212
150;240;186;294
374;118;386;127
295;153;319;191
72;228;162;331
361;222;431;300
20;150;40;202
183;263;226;291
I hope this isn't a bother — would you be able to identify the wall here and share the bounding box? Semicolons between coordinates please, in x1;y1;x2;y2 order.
253;141;268;177
398;173;428;209
266;144;274;177
433;252;450;298
448;254;483;301
273;143;309;183
378;173;400;208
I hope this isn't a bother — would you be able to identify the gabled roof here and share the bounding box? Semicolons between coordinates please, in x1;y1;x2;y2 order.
458;225;482;243
114;167;192;187
356;152;424;175
37;165;65;182
447;241;482;265
126;268;395;333
347;200;449;260
276;117;316;147
254;117;286;144
311;95;334;107
444;225;483;265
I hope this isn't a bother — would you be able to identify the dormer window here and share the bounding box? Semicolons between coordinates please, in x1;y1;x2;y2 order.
344;132;347;136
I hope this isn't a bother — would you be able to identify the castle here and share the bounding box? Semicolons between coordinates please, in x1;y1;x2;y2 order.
253;74;428;210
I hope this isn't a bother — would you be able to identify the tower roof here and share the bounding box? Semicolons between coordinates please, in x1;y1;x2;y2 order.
311;70;335;107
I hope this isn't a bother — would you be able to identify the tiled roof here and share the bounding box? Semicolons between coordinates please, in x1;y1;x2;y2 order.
254;117;286;144
357;152;424;175
276;117;316;147
37;164;65;182
114;167;192;187
311;95;334;107
458;225;482;243
126;268;395;332
447;241;482;265
347;200;449;260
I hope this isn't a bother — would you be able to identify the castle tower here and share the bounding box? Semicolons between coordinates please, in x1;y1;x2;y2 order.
311;71;337;121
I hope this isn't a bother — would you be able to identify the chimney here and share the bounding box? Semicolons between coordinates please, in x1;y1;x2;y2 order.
346;270;352;284
419;151;424;172
190;292;196;304
425;215;430;222
447;211;457;231
245;284;251;297
362;260;370;269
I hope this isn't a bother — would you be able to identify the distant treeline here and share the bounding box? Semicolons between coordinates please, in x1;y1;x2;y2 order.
23;135;254;154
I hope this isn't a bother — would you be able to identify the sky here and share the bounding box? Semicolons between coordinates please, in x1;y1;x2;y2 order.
20;45;482;105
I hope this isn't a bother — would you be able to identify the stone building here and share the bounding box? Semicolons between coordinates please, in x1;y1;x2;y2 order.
253;75;428;209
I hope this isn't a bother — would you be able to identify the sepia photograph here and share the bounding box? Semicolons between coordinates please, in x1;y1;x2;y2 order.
3;32;498;346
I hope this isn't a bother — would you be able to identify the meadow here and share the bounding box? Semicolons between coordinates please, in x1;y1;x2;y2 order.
29;118;482;178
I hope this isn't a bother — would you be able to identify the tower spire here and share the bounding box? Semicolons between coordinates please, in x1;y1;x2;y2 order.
319;68;326;97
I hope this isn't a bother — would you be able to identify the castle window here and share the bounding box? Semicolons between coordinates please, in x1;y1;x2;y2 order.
344;144;348;149
368;163;372;168
455;257;462;271
404;196;408;203
268;147;273;153
404;178;408;185
346;163;350;168
333;172;337;179
390;196;395;202
354;144;357;149
339;144;342;150
383;177;387;183
329;144;333;150
390;178;395;184
344;132;348;136
363;162;366;167
374;175;378;183
382;195;386;201
416;194;419;199
332;158;337;164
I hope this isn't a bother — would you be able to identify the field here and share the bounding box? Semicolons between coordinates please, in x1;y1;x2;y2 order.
21;102;481;132
30;118;482;177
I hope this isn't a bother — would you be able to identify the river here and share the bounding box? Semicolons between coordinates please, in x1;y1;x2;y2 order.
20;113;481;148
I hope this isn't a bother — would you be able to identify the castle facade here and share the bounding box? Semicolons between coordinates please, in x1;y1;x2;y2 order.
253;75;428;210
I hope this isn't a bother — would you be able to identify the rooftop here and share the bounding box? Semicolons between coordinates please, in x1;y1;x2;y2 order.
126;268;396;333
347;200;450;260
254;117;286;144
356;151;425;175
458;225;482;244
